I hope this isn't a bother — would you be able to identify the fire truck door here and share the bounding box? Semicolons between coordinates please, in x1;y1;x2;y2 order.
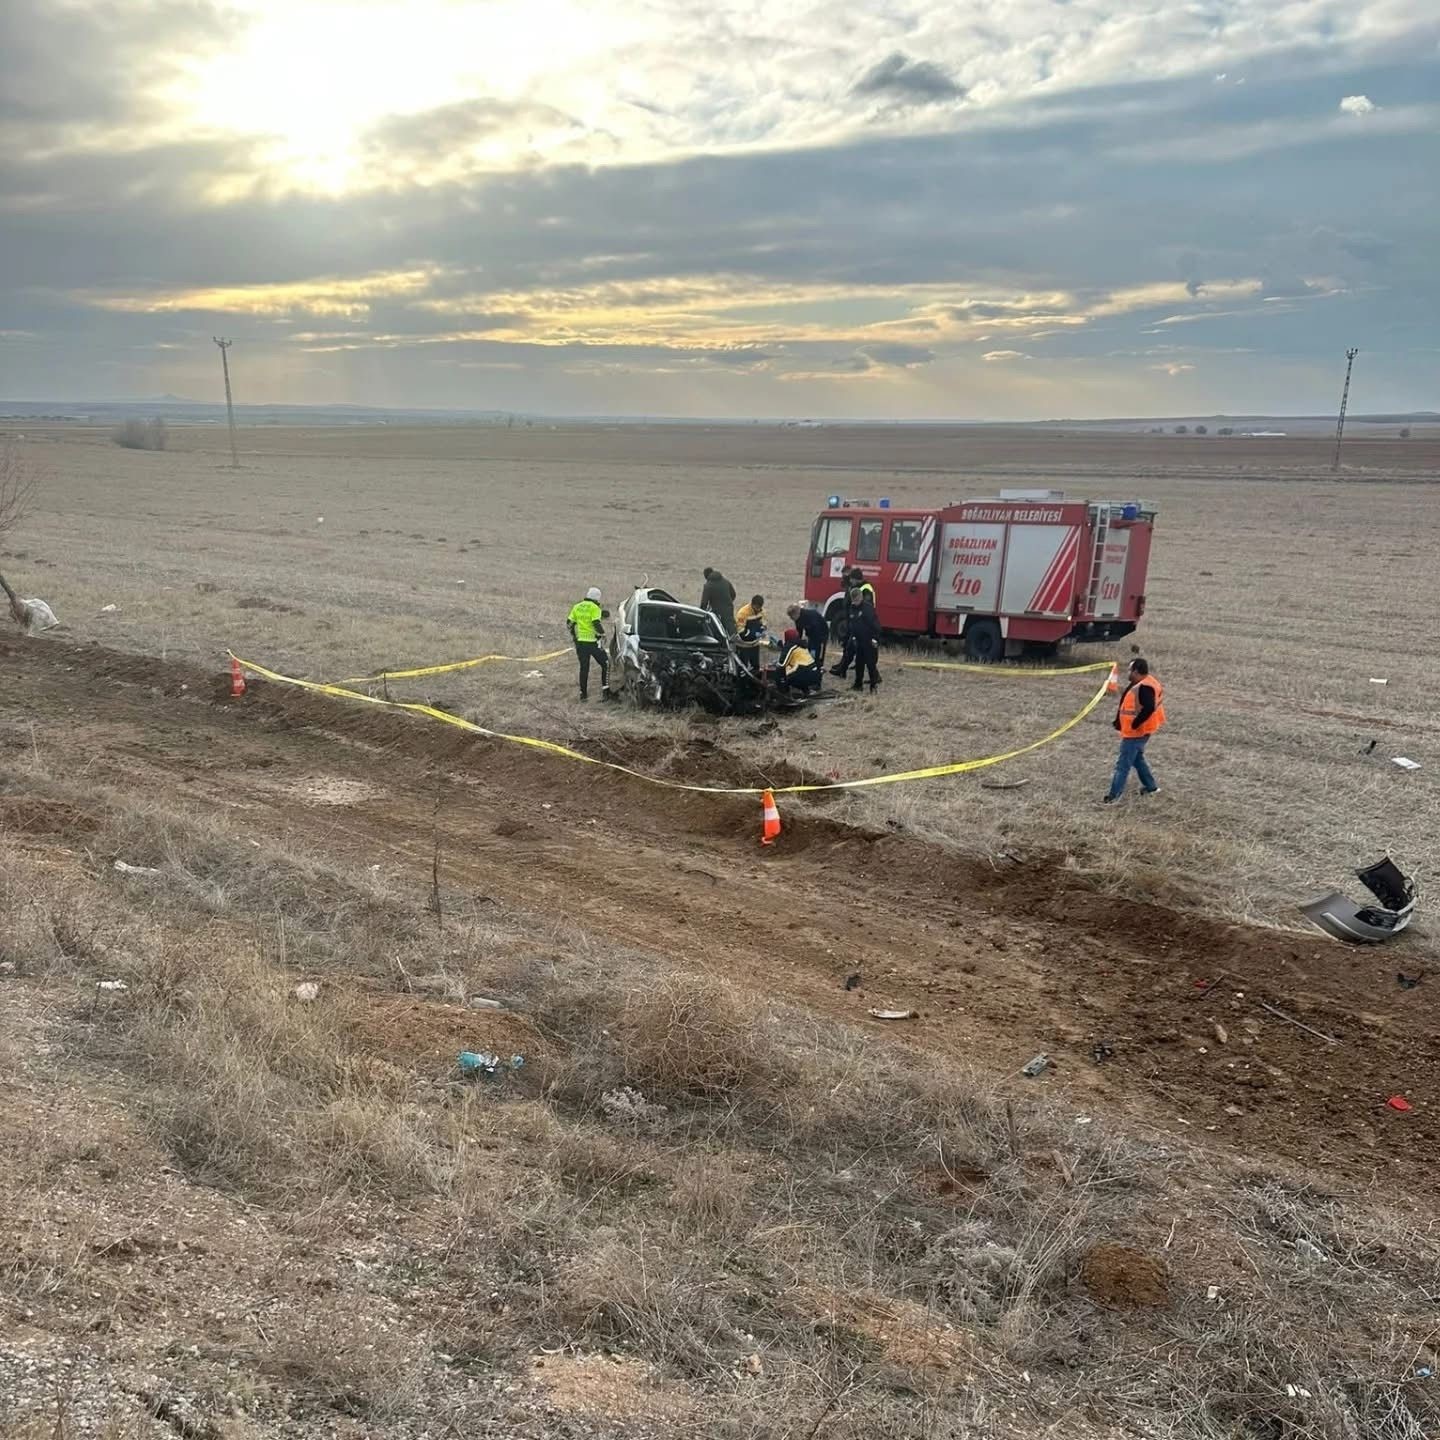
882;515;935;632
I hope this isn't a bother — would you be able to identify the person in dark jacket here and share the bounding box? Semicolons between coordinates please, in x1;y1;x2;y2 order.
829;568;875;678
700;567;737;634
847;586;880;692
787;603;828;668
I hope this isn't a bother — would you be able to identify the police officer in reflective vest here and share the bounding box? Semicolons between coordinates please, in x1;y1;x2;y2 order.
566;586;610;701
1104;658;1165;802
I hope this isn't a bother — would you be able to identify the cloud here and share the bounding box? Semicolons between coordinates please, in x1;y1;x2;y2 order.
1339;94;1377;116
1149;362;1196;375
3;7;1439;416
853;52;966;107
859;342;936;367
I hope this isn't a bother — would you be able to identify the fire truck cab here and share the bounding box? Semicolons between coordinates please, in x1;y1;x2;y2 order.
803;490;1155;661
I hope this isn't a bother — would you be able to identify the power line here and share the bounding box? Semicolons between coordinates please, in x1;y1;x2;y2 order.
213;336;239;469
1331;346;1358;473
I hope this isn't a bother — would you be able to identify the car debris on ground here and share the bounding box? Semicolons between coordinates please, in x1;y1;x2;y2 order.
1;571;58;634
1021;1053;1052;1077
1299;854;1417;944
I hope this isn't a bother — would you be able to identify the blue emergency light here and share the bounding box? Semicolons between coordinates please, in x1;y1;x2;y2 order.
879;497;891;509
827;494;842;508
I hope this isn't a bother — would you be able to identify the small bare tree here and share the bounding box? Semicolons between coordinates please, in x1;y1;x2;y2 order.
0;442;38;624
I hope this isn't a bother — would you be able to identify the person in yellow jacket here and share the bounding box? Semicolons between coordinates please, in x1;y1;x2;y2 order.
769;627;821;694
734;594;766;675
566;586;610;701
1104;657;1165;802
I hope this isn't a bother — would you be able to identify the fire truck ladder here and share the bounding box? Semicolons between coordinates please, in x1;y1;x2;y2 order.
1085;505;1110;613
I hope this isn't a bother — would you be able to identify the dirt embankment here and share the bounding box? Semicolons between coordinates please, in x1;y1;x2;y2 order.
3;634;1434;1194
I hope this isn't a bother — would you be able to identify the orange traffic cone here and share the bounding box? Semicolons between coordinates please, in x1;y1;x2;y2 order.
229;657;246;697
1104;663;1120;695
760;788;781;846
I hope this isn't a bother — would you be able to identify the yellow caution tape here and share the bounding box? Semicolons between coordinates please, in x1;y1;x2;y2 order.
337;648;570;685
231;650;1112;796
902;658;1116;676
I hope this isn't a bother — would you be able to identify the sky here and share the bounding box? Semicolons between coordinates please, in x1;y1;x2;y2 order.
1;0;1437;419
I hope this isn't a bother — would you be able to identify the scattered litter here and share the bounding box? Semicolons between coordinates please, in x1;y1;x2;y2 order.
1387;1095;1413;1112
980;778;1030;791
1224;1104;1244;1117
745;1353;764;1377
112;860;161;877
868;1008;918;1021
1212;1021;1228;1045
1416;1367;1433;1380
1393;756;1421;770
458;1050;525;1077
1369;678;1388;685
18;598;59;633
521;669;544;678
1090;1042;1114;1064
1206;1285;1222;1304
1074;1116;1094;1126
541;803;553;811
1360;739;1377;755
1285;1384;1312;1400
99;603;119;614
844;972;862;991
1293;1238;1326;1262
1191;971;1229;1000
468;996;505;1011
1398;971;1424;989
455;579;466;586
316;515;324;524
96;979;128;993
1021;1053;1052;1078
1300;855;1416;945
294;982;320;1003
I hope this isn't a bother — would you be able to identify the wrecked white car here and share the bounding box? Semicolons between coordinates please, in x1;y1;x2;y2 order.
609;587;760;712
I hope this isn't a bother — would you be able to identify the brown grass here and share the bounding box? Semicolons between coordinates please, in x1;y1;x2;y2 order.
2;692;1438;1436
9;423;1440;924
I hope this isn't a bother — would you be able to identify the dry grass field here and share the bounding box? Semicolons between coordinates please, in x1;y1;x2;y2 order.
6;421;1440;924
2;421;1439;1439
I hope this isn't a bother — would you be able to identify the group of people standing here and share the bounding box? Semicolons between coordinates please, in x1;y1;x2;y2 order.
700;566;880;695
567;576;1167;804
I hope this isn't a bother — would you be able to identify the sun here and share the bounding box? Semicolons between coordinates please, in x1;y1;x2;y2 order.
165;0;615;192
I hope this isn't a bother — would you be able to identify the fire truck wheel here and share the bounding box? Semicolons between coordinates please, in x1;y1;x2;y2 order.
964;618;1003;663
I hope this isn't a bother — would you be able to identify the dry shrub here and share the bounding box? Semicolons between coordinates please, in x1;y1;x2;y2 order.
921;1220;1025;1324
612;975;792;1099
552;1231;738;1373
549;1125;658;1197
668;1152;753;1237
129;948;444;1197
110;416;167;451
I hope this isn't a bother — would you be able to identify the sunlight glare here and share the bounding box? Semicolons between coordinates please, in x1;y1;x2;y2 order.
169;0;617;191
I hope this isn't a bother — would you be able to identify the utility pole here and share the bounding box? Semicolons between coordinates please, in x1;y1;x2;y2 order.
1331;347;1358;472
213;337;239;468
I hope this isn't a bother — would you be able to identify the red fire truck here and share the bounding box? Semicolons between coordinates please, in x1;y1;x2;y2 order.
803;489;1155;661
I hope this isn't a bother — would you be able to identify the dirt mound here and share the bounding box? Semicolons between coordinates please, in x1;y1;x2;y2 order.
1080;1244;1170;1309
0;797;98;838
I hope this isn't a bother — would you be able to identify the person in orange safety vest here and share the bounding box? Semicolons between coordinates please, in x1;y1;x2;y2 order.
1103;658;1165;803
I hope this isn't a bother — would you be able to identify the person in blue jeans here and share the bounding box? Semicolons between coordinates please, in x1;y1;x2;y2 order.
1104;658;1165;803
